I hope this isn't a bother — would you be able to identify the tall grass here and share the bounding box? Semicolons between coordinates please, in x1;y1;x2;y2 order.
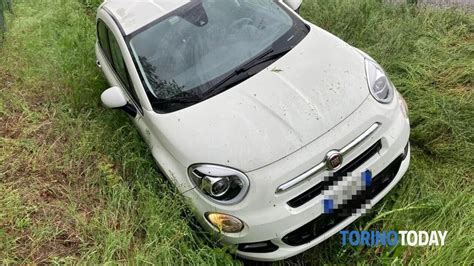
0;0;235;264
299;1;473;264
79;0;103;11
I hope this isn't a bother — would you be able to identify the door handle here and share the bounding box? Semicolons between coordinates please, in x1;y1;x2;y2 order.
96;60;102;69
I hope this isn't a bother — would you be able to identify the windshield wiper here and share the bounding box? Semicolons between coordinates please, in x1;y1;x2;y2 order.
154;91;202;105
155;98;201;105
239;46;293;73
202;46;293;98
201;70;249;99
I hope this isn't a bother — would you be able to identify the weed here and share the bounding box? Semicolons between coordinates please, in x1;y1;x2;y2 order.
0;0;472;264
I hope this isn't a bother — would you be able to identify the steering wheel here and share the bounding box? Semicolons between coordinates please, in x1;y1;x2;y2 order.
229;18;254;34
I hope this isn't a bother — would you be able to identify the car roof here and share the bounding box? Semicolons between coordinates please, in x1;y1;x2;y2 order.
102;0;191;35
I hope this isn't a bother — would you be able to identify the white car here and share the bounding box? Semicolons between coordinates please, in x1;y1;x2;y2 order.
96;0;410;261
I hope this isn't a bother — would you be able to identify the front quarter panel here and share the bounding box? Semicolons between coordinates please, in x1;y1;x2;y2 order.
143;110;196;193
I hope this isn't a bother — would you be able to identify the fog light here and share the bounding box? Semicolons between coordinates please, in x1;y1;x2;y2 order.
206;212;244;233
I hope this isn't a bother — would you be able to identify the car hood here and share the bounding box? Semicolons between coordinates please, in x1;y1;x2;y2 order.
147;25;369;172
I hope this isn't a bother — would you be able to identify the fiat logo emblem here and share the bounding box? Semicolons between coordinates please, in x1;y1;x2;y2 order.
326;150;343;170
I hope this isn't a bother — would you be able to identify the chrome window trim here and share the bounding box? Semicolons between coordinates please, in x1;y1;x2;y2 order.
276;123;380;193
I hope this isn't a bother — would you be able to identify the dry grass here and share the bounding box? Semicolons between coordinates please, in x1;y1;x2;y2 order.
1;0;472;264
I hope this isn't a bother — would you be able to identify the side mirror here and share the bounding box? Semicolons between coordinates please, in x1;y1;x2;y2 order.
101;86;137;117
283;0;302;13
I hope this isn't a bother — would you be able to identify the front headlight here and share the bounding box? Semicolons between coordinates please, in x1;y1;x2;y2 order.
364;58;395;104
188;164;249;205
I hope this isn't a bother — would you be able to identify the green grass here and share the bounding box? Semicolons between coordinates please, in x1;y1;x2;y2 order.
0;0;472;264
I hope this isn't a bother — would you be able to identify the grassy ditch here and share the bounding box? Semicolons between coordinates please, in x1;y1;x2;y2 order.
0;0;472;264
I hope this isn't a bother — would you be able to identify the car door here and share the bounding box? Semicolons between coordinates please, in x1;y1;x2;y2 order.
96;19;151;143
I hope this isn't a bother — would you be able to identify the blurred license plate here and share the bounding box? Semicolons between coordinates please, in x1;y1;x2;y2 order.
323;170;372;214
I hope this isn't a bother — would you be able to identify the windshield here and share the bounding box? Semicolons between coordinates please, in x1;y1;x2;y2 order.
130;0;308;113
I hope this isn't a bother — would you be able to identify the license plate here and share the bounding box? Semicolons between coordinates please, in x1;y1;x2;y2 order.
323;170;372;214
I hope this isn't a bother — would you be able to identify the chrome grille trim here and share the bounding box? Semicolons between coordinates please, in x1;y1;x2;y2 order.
276;123;380;193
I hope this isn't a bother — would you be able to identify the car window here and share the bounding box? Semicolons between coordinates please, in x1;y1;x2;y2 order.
97;19;141;108
97;21;112;61
108;30;132;90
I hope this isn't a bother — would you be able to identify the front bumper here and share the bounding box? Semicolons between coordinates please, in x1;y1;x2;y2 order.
183;95;410;261
238;147;410;261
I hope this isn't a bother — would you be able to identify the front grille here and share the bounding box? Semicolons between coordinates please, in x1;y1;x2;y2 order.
282;154;404;246
288;140;382;208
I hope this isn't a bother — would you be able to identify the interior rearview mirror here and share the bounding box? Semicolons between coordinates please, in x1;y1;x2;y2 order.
283;0;302;13
101;86;137;117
